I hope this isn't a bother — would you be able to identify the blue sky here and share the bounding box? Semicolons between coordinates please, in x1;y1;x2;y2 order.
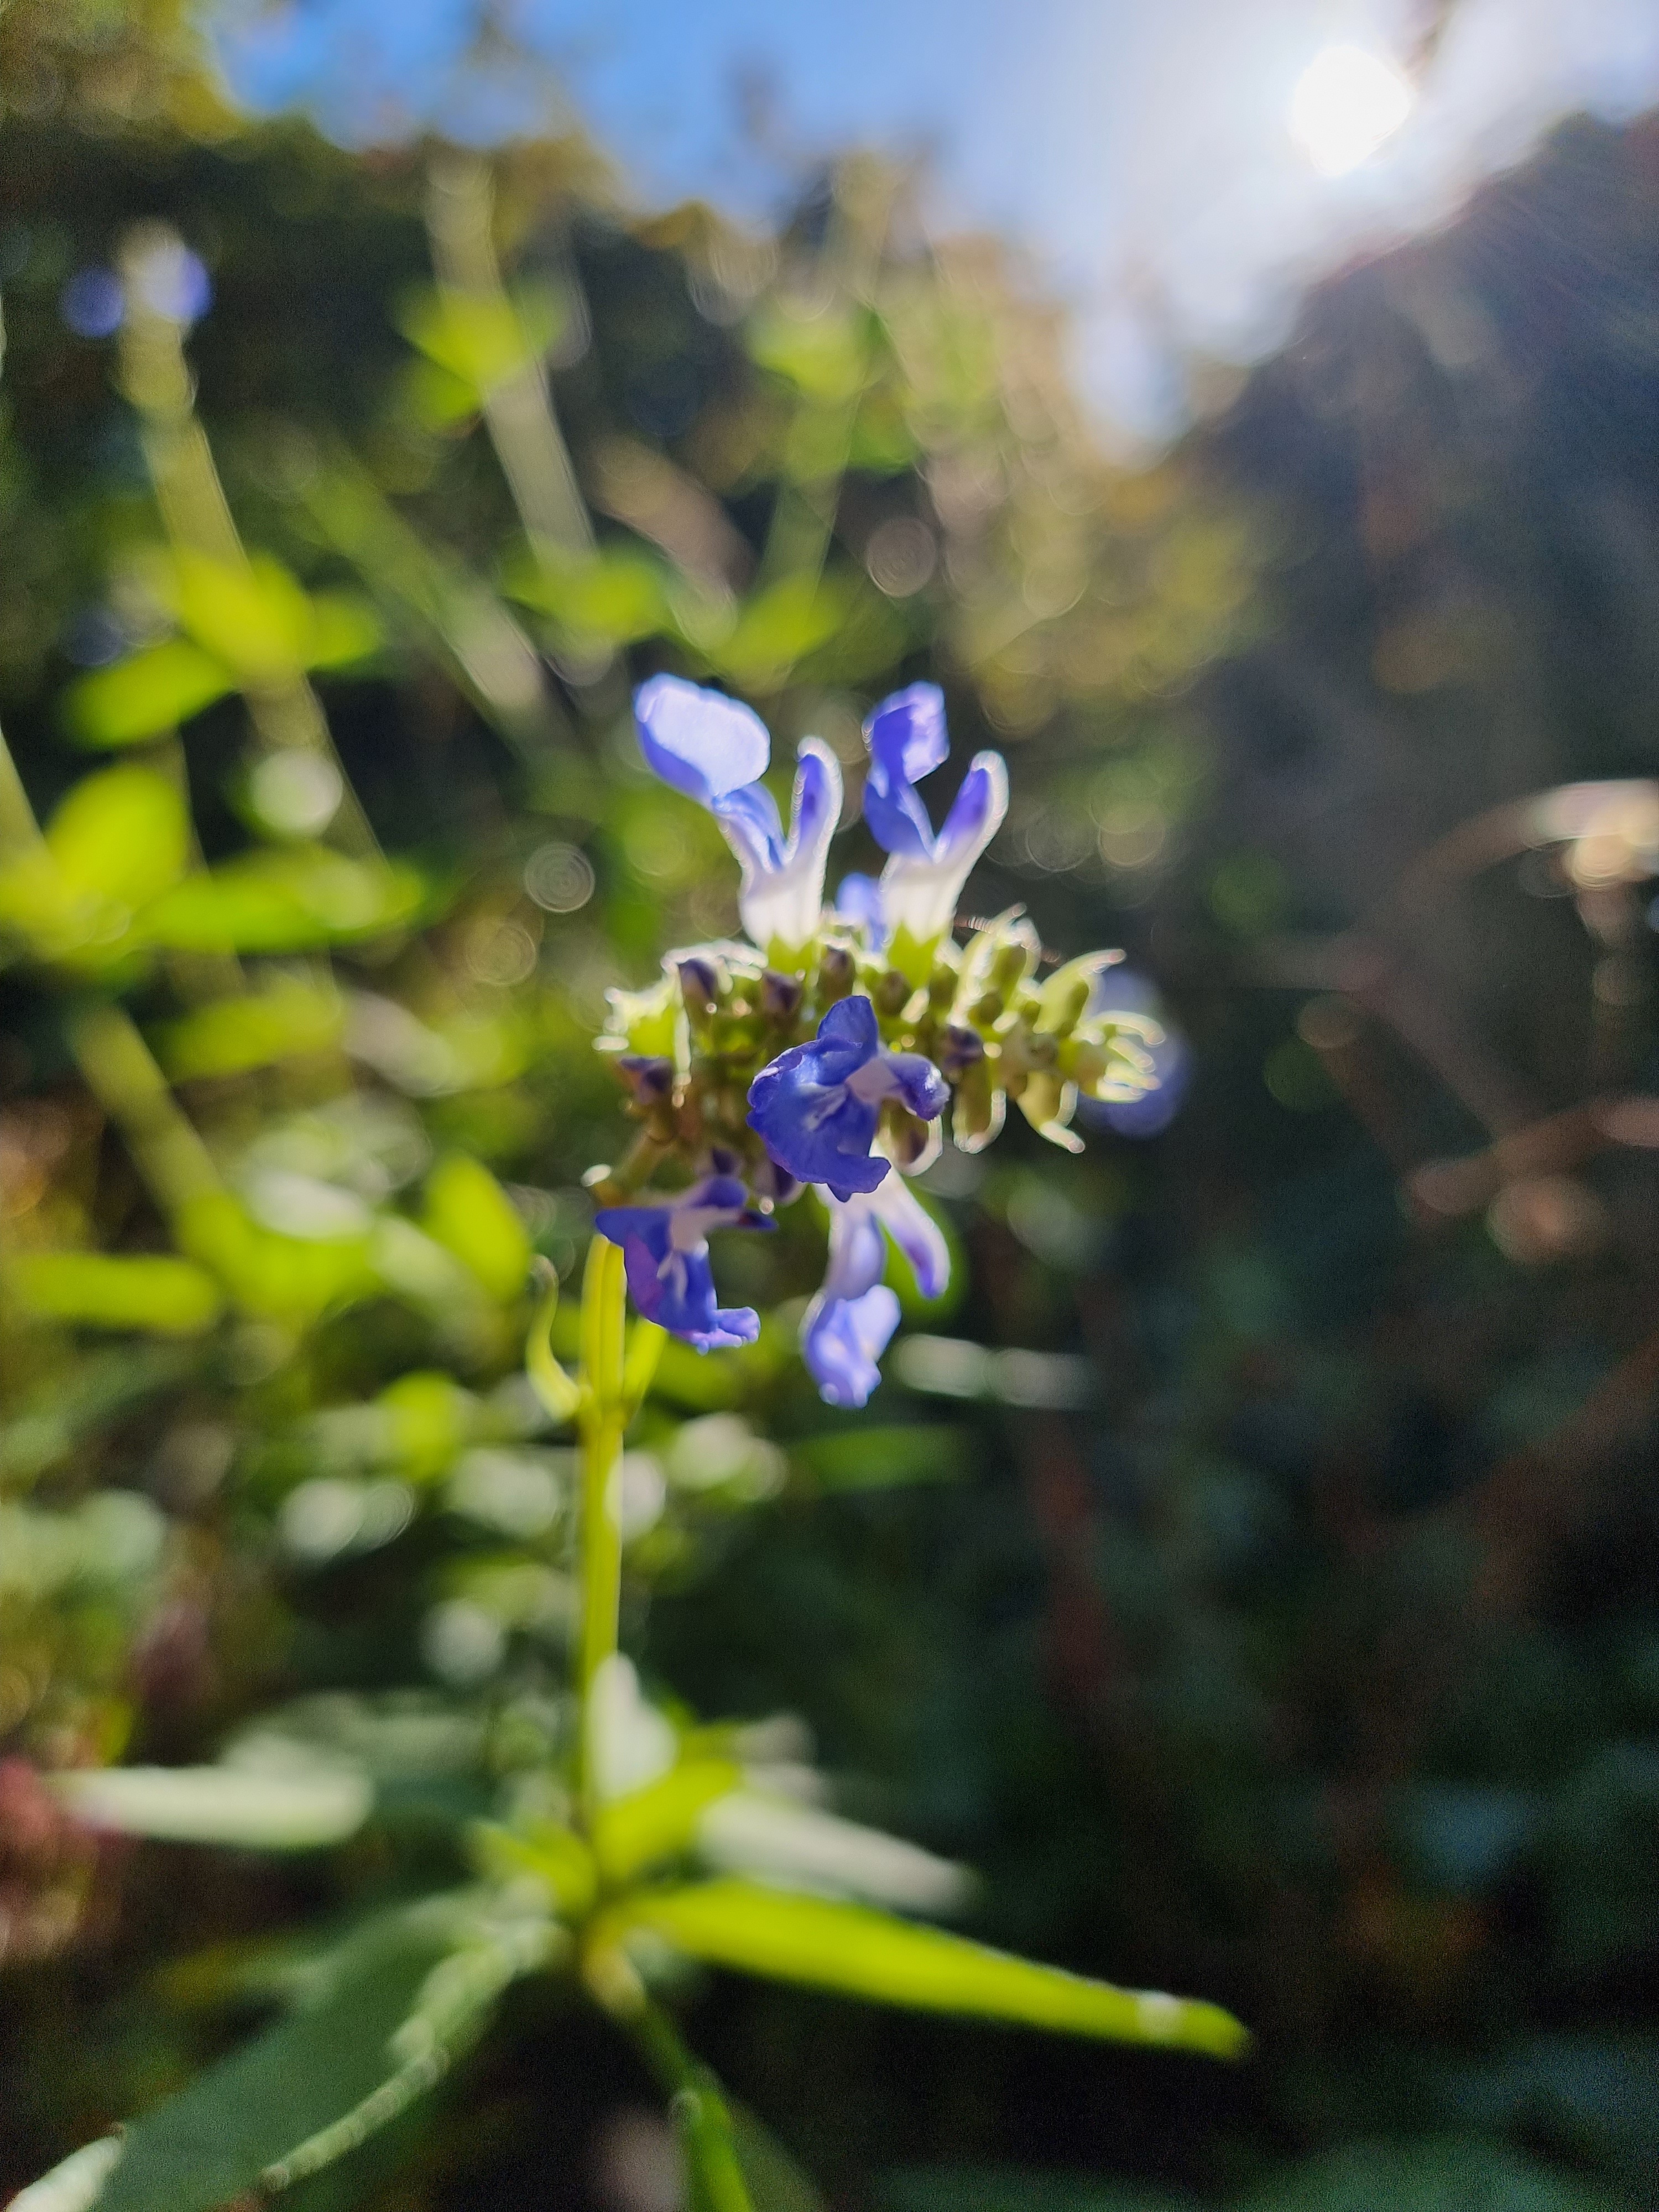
211;0;1659;436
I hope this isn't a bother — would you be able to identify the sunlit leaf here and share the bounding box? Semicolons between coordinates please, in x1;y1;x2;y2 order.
304;592;383;670
54;1762;372;1849
703;575;850;690
168;549;316;684
45;764;190;910
155;980;345;1081
593;1759;742;1886
378;1370;478;1481
6;1253;223;1336
143;849;424;953
599;1882;1248;2058
747;302;874;404
421;1154;531;1304
179;1192;378;1324
62;639;234;748
506;545;672;646
396;282;566;399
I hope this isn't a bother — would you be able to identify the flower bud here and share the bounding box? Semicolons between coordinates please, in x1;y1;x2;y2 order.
817;943;855;1003
879;1099;940;1173
873;968;911;1018
677;955;724;1016
614;1054;675;1107
937;1024;984;1078
951;1058;1005;1154
760;969;804;1024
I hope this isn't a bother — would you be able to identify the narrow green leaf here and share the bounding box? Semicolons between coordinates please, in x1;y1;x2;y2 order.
601;1882;1248;2059
62;639;235;748
7;1253;223;1335
77;1898;545;2212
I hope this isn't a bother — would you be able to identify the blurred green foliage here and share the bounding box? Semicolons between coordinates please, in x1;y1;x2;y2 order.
2;3;1659;2208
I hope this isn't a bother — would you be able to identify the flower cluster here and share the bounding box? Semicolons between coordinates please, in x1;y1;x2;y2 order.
592;676;1167;1406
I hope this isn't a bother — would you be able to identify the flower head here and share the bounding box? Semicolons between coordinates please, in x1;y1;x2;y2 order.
862;683;1008;960
747;995;947;1203
801;1171;949;1408
593;1175;771;1352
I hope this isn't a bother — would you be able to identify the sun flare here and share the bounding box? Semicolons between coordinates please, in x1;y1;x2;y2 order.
1290;44;1413;176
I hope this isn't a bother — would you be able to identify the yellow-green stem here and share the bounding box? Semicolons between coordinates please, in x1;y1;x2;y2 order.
576;1232;628;1828
116;225;378;860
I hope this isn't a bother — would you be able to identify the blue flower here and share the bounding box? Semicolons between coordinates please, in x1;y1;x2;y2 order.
593;1175;772;1352
747;997;947;1203
634;676;842;960
862;683;1009;949
802;1285;900;1409
801;1171;949;1407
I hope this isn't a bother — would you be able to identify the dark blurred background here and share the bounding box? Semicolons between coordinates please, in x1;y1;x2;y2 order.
3;6;1659;2209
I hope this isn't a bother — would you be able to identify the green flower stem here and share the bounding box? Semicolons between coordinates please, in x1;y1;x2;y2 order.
65;999;224;1220
576;1232;628;1829
618;1996;754;2212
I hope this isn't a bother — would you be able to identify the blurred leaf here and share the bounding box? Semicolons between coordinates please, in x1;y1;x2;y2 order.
75;1897;547;2212
54;1762;372;1849
747;302;874;404
166;549;313;684
731;2106;828;2212
791;1425;969;1491
46;764;190;909
0;1345;192;1485
303;592;383;670
179;1192;377;1323
705;575;851;690
6;1252;223;1335
397;283;565;399
143;849;424;953
154;979;346;1081
506;544;672;646
62;640;234;748
592;1759;742;1886
697;1792;971;1914
1444;2035;1659;2200
599;1882;1248;2057
421;1154;531;1303
378;1371;478;1481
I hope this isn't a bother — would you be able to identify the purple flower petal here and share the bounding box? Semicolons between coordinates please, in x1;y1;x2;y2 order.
801;1284;900;1408
749;996;944;1202
635;675;770;805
